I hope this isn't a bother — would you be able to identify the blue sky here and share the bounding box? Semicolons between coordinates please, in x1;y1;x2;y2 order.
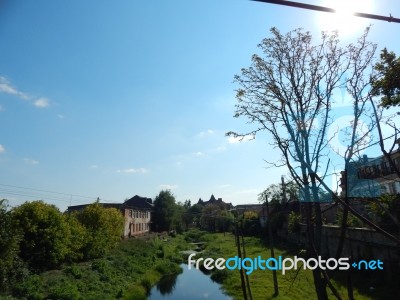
0;0;399;211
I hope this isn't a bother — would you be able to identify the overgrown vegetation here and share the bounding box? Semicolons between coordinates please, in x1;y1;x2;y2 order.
1;230;188;299
0;199;129;297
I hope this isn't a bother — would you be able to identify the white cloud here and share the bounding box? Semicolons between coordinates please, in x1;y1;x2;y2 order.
197;129;215;138
23;158;39;165
0;77;52;108
159;184;178;190
0;144;5;153
57;114;65;119
0;105;3;111
227;134;255;144
90;164;99;169
194;151;204;156
34;97;50;108
0;76;30;100
117;168;148;174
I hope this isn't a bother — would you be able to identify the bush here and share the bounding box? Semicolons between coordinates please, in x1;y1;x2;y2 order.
210;269;229;283
155;261;182;275
11;275;44;300
47;281;79;300
123;285;147;300
183;229;207;242
64;266;82;279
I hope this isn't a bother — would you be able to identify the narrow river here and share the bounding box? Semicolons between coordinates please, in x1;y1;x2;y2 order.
148;264;232;300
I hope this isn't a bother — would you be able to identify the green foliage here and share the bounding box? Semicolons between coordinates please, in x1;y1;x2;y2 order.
47;280;79;300
74;203;124;259
288;211;301;233
187;203;203;227
372;48;400;108
153;190;178;232
199;204;233;233
11;275;44;300
183;228;207;242
123;285;147;300
11;201;71;271
336;209;363;228
0;200;27;293
210;268;229;284
63;213;87;262
64;265;82;279
368;194;400;231
155;261;182;275
140;277;152;295
241;212;261;236
6;234;189;299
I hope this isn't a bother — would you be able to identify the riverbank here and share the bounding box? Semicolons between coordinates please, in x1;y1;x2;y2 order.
2;230;392;299
5;233;189;300
195;232;385;300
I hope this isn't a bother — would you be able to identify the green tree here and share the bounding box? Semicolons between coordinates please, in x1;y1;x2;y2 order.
241;211;260;236
187;203;203;228
0;199;25;292
74;202;124;259
215;209;234;233
12;201;71;271
63;213;88;262
153;190;177;232
200;204;220;232
372;48;400;108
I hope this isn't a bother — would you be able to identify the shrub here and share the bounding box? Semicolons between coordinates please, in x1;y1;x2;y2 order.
210;269;229;283
47;281;79;300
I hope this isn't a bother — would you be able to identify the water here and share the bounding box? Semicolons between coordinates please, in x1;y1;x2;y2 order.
148;264;232;300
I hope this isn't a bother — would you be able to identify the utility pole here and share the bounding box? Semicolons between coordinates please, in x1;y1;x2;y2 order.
235;219;248;300
265;195;279;296
281;176;287;204
239;220;254;300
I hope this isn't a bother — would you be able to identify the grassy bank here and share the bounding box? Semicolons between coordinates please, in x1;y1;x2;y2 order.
195;232;385;300
5;233;189;300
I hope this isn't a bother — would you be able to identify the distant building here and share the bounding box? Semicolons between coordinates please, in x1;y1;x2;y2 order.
67;195;153;238
339;151;400;198
197;194;233;210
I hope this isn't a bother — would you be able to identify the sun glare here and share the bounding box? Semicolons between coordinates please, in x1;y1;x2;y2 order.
317;0;374;37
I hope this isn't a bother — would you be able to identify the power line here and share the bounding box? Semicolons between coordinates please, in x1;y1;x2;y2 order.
251;0;400;23
0;183;94;200
0;182;120;205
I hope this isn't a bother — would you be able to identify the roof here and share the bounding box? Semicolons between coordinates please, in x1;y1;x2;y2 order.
124;195;153;210
67;195;153;213
67;202;122;212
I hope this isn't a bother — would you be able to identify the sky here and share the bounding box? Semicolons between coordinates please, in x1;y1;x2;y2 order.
0;0;399;211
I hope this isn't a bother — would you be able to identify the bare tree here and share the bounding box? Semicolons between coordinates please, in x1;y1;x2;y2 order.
227;27;377;300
